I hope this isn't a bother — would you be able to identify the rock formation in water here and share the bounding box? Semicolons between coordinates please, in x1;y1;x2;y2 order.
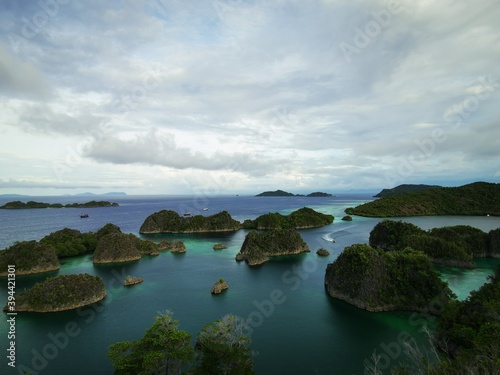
4;274;106;312
213;243;228;250
324;244;454;312
0;241;60;276
235;229;310;266
93;233;142;263
211;279;229;294
243;207;334;230
139;210;241;234
316;248;330;256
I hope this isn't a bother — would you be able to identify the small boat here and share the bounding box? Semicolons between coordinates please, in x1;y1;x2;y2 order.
203;208;208;211
80;213;89;218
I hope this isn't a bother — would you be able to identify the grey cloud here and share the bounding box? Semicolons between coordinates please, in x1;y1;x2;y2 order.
86;128;288;177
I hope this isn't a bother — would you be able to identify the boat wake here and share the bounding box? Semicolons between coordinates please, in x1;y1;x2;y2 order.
322;225;357;243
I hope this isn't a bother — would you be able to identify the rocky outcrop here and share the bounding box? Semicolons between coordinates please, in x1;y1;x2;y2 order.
171;241;186;253
316;248;330;256
0;241;60;276
324;244;453;313
236;229;310;266
213;243;228;250
93;233;142;264
139;210;241;234
341;215;352;221
211;279;229;294
5;274;106;312
124;276;144;286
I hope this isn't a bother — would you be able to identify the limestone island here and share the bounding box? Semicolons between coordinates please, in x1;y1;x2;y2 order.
124;275;144;286
324;244;454;313
0;200;119;209
211;278;229;294
139;210;241;234
3;274;106;313
243;207;334;230
0;241;60;276
213;243;228;250
346;182;500;217
255;190;333;197
170;241;186;253
341;215;352;221
316;248;330;256
369;220;500;268
236;229;310;266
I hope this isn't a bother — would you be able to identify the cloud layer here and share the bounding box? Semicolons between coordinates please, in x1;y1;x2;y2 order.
1;0;499;194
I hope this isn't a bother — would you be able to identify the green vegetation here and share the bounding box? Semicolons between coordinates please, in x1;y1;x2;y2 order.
193;315;255;374
255;190;333;197
373;184;441;198
108;313;255;375
93;233;142;264
346;182;500;217
324;244;454;312
0;200;118;209
243;207;334;229
139;210;241;234
255;189;298;196
430;266;500;374
5;274;105;312
236;229;310;266
306;192;333;197
369;220;500;268
41;228;98;257
108;312;194;375
0;241;59;275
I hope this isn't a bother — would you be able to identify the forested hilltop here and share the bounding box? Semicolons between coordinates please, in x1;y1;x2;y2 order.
373;184;441;198
369;220;500;268
324;244;454;312
243;207;334;229
346;182;500;217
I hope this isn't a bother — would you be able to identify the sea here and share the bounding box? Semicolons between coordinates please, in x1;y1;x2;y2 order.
0;194;499;375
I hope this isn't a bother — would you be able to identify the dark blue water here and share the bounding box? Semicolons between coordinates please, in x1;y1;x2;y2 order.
1;195;499;375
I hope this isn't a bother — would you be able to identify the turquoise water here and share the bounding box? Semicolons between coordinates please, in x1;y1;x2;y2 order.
0;195;499;375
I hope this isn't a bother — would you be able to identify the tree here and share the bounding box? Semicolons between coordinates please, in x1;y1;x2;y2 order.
108;311;193;375
192;315;255;375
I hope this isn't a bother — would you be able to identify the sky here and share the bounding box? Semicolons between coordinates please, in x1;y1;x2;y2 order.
1;0;499;196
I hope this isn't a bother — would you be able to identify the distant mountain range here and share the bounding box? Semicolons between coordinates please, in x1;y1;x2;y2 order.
0;192;127;197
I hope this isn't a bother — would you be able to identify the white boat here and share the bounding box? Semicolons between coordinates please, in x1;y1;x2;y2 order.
203;208;208;211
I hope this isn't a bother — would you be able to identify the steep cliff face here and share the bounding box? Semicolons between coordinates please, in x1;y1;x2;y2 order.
489;228;500;258
139;210;241;234
235;229;310;266
0;241;60;276
5;274;106;312
324;244;453;313
93;233;142;264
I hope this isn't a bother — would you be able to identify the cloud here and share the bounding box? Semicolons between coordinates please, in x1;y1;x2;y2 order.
0;0;499;194
0;42;48;96
86;128;288;177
